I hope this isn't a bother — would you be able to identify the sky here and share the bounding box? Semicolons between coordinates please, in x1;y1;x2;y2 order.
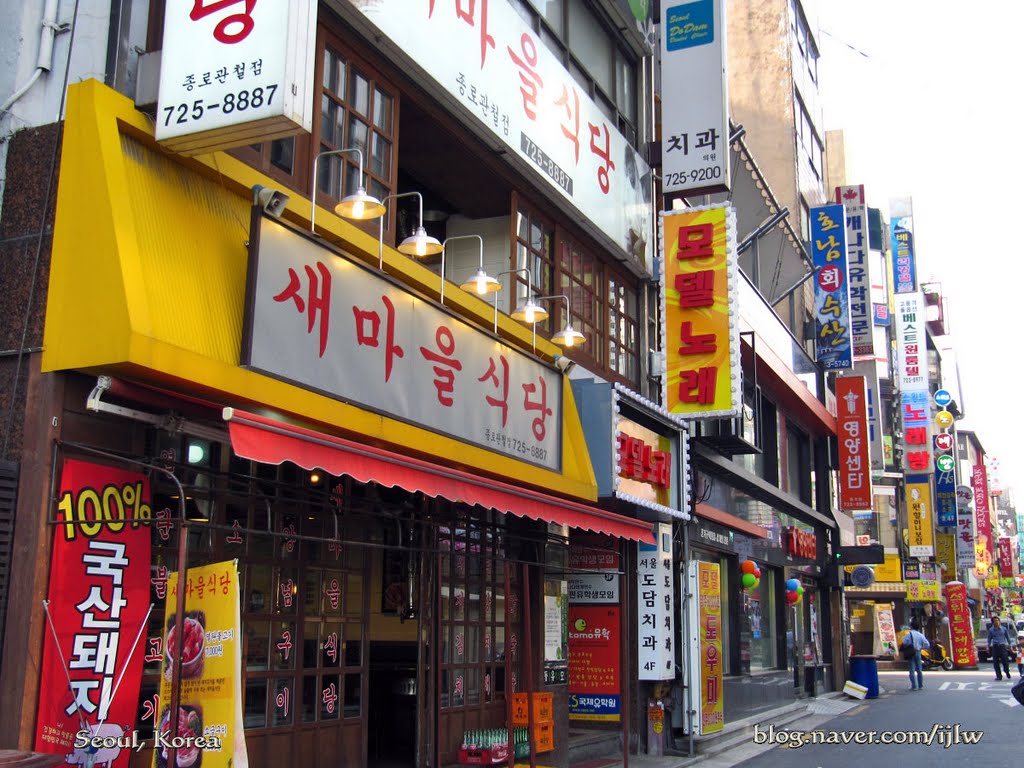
815;1;1024;493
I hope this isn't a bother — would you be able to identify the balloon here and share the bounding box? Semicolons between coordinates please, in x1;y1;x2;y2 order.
741;560;756;575
796;585;805;595
786;591;799;604
786;579;800;591
751;578;760;589
742;573;756;588
753;567;761;579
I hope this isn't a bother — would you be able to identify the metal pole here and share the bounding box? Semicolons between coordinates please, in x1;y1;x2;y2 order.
166;518;191;768
435;548;443;768
522;562;536;768
504;560;514;768
622;545;630;768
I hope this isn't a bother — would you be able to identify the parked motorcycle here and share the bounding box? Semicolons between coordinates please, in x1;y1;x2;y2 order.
921;642;954;670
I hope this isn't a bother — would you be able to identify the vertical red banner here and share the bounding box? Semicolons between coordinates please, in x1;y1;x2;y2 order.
944;581;977;667
836;376;871;510
999;537;1014;579
35;459;152;765
973;464;993;561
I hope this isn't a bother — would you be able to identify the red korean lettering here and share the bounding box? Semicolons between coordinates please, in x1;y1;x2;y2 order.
190;0;256;45
276;630;293;661
617;434;643;479
508;32;543;120
478;355;510;426
219;569;233;594
275;262;332;358
420;325;463;407
907;451;931;471
522;376;552;441
905;426;928;445
353;295;406;382
324;577;341;610
903;404;926;422
555;84;580;163
144;637;164;663
679;321;716;356
322;682;338;714
588;122;615;194
675;270;715;308
679;367;717;405
455;0;496;68
324;631;339;663
677;223;714;260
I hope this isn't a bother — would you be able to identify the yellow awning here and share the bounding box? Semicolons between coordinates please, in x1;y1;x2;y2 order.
43;80;598;501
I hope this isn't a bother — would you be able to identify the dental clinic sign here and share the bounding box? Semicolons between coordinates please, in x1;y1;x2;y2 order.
157;0;317;155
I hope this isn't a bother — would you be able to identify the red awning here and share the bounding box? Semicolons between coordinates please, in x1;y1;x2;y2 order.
223;409;655;543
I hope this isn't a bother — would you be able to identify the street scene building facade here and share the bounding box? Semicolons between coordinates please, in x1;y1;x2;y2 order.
0;2;1019;767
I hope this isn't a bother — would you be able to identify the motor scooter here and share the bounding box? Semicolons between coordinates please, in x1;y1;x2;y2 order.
921;642;954;670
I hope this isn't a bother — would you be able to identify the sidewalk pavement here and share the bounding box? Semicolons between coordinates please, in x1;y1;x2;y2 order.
567;693;864;768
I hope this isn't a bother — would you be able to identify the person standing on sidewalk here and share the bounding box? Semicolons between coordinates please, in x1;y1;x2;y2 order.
903;619;930;691
987;615;1012;680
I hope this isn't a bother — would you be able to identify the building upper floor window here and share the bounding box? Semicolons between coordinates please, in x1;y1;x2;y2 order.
513;0;640;146
789;0;819;84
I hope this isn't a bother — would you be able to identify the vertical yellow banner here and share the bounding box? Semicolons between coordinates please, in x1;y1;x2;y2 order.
157;561;247;768
698;562;724;733
906;481;934;557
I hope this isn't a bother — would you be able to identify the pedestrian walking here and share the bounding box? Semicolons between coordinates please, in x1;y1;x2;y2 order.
902;619;930;691
988;615;1012;680
1016;634;1024;679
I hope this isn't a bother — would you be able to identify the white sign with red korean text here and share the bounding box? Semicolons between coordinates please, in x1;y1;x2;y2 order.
157;0;316;154
243;217;562;470
349;0;653;268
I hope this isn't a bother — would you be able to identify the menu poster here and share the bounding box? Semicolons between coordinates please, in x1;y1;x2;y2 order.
156;561;248;768
35;459;152;767
874;605;898;657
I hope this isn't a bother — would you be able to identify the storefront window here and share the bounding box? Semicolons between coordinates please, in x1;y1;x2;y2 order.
742;569;776;671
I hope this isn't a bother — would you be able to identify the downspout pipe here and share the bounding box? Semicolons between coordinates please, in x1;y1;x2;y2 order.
1;0;61;114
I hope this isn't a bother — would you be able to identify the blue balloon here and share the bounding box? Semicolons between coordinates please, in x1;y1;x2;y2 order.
786;578;800;591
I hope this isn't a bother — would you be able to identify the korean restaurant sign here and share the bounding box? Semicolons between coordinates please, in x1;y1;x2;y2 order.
785;527;817;560
660;0;730;196
616;421;672;508
157;561;247;768
835;185;873;357
351;0;653;267
835;375;872;511
906;477;935;558
243;217;562;471
35;460;152;765
895;292;932;474
688;561;723;735
637;523;674;680
945;581;977;667
661;206;741;419
809;204;852;369
156;0;316;155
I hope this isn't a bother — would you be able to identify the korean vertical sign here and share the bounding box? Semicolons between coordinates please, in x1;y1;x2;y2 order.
835;185;874;357
688;561;723;735
637;523;674;680
810;204;852;369
35;459;152;765
973;464;994;576
661;205;741;419
955;484;976;570
945;581;977;667
157;561;247;768
906;480;935;558
835;376;872;511
890;197;917;294
660;0;729;195
895;292;932;475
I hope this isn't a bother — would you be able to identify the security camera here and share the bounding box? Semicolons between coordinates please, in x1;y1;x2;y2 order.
553;354;576;374
252;185;290;219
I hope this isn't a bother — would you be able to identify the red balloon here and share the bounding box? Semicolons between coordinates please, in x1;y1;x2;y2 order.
786;591;799;605
741;560;756;575
753;567;761;579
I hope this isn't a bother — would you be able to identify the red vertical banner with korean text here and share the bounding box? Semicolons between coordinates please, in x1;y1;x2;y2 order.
835;376;872;510
568;606;621;720
690;561;723;734
157;561;248;768
999;537;1014;579
945;581;977;667
35;459;152;765
973;464;993;571
661;206;741;419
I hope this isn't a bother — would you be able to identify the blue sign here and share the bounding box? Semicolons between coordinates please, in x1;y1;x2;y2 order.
873;302;890;326
934;389;952;408
810;204;853;369
935;467;957;527
891;218;917;294
665;0;715;51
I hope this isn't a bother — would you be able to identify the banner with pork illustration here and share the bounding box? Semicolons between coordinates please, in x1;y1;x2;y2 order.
156;560;248;768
